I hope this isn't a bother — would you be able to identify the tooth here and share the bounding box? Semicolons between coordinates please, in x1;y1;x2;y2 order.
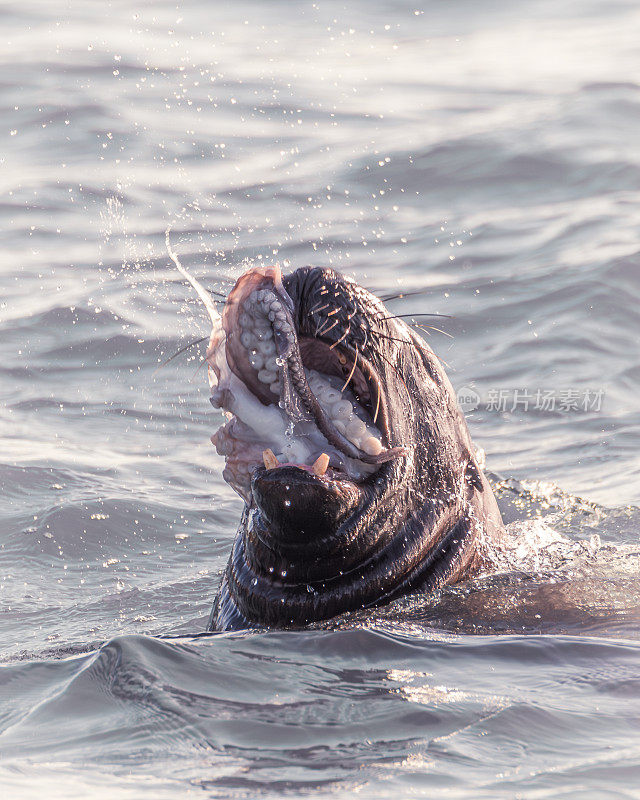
263;449;279;470
312;453;330;477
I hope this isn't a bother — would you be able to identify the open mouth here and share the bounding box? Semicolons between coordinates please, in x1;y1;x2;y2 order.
207;266;403;502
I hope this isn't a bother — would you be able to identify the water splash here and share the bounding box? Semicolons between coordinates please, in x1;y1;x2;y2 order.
165;223;221;328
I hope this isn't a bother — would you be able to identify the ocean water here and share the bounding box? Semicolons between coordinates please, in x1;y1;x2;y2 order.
2;0;640;797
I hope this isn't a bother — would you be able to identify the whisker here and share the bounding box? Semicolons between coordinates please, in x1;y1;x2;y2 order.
378;350;412;404
329;325;350;350
377;288;438;303
415;323;454;339
341;343;359;392
152;336;208;375
378;312;451;321
316;317;340;337
189;358;208;383
365;324;414;346
206;288;229;301
373;380;381;425
365;320;450;373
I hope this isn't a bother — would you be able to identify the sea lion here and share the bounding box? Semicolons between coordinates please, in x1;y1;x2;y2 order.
205;265;503;631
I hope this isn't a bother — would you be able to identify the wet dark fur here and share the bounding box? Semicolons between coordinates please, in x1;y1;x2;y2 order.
209;267;503;631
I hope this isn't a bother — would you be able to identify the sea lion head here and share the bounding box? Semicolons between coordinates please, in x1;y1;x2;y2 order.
207;266;501;629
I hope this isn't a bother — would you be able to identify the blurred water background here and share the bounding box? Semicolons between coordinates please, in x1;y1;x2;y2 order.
1;0;640;797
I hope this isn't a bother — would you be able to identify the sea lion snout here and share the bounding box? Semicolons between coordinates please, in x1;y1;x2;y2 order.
252;465;361;544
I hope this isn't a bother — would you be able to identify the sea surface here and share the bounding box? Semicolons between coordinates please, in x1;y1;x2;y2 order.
2;0;640;797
